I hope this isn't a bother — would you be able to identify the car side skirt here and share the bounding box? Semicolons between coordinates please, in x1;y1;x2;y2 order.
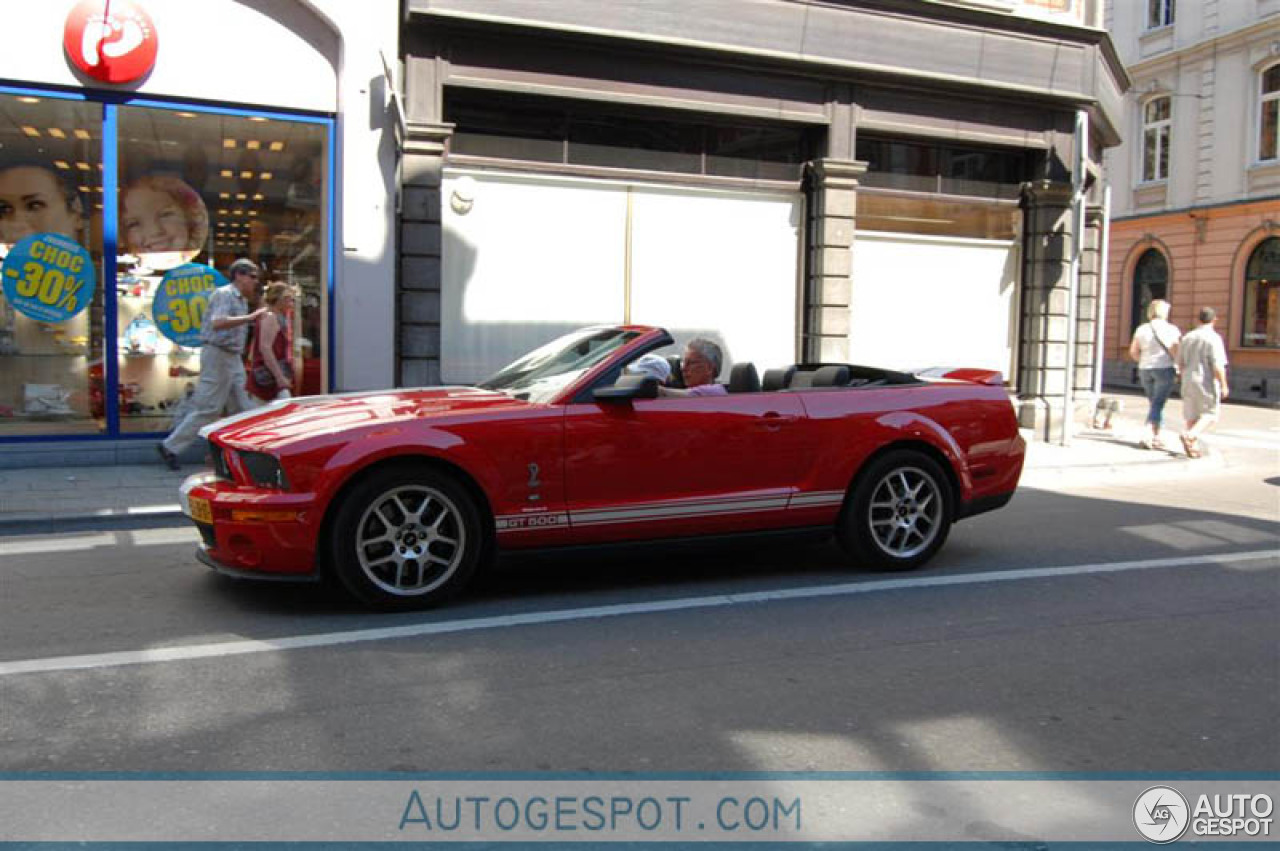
501;525;835;560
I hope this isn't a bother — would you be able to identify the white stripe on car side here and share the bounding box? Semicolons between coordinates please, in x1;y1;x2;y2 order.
789;490;845;508
571;495;789;526
495;490;846;534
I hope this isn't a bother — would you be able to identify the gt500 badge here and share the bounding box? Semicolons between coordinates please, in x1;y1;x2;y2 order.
495;512;568;531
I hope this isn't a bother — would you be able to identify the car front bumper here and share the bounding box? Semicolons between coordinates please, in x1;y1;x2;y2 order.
180;472;321;578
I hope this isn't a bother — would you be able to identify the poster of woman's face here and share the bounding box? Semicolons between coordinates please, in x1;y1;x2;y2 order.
0;165;86;246
120;174;209;270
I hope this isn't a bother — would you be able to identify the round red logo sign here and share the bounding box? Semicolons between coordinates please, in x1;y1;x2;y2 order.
63;0;158;84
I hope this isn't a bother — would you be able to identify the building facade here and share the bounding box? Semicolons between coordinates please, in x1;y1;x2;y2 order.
1103;0;1280;402
398;0;1128;439
0;0;1132;466
0;0;399;465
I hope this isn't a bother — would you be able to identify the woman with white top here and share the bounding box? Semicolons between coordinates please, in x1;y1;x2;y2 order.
1127;299;1181;449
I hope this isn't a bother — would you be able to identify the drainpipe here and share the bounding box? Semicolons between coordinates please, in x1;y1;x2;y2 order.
1094;182;1112;397
1062;109;1088;446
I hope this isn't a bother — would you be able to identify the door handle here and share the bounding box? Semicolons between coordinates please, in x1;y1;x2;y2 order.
759;411;799;428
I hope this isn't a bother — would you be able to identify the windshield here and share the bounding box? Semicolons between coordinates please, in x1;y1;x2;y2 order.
478;327;642;403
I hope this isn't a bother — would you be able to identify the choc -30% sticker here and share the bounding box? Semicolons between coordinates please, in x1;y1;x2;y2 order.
157;272;214;333
153;264;226;346
3;237;92;318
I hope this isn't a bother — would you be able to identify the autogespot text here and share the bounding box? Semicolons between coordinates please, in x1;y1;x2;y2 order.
399;790;803;836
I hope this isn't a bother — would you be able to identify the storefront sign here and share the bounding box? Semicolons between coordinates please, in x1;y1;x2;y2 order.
1;232;95;322
153;263;225;346
63;0;159;84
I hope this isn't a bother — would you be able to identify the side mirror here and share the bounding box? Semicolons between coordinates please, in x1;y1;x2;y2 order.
593;374;660;402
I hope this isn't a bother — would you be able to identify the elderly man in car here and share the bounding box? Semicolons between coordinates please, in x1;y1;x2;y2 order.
660;337;727;397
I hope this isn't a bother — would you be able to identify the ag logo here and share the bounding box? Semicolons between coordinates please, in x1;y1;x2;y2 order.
63;0;159;84
1134;786;1190;843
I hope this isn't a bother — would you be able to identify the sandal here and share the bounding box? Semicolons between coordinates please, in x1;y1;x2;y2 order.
1180;434;1201;459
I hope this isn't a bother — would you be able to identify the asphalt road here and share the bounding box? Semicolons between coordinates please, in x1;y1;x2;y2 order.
0;430;1276;774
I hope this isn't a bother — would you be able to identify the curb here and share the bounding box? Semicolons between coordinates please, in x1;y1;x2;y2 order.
0;507;186;536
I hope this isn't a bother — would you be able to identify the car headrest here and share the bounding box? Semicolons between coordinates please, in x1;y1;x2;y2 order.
727;362;760;393
761;366;796;392
665;355;685;389
789;370;817;388
813;365;851;387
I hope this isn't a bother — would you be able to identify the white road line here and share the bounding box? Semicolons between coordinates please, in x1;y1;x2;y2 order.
0;533;117;556
0;549;1274;678
0;527;197;557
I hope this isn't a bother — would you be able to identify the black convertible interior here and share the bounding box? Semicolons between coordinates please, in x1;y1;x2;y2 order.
731;362;922;393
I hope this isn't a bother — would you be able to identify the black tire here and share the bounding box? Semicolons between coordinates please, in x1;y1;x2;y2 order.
837;449;954;572
329;466;484;610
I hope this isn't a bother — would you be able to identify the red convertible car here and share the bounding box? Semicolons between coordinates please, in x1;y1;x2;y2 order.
180;326;1024;609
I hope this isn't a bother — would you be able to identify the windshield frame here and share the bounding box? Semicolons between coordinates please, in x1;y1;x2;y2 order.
476;326;666;405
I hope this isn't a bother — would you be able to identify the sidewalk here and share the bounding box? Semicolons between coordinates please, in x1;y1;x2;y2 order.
0;391;1265;532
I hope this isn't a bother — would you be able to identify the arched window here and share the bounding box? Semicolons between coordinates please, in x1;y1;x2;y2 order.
1131;248;1168;330
1243;237;1280;348
1260;65;1280;162
1142;97;1171;182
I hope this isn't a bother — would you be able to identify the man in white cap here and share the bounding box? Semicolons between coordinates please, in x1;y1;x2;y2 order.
625;353;672;385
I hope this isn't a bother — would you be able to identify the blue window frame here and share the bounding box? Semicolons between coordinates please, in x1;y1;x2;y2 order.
0;83;334;443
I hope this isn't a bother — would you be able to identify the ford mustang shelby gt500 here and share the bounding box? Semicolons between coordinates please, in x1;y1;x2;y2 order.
180;325;1024;609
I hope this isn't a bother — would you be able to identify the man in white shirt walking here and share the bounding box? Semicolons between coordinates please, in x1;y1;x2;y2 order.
156;258;266;470
1176;306;1229;459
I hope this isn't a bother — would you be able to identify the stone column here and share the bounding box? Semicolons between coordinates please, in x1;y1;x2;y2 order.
1017;180;1074;439
398;121;452;388
1075;203;1106;398
803;159;866;363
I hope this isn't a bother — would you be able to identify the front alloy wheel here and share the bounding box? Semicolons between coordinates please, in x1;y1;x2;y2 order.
356;485;466;596
332;468;482;609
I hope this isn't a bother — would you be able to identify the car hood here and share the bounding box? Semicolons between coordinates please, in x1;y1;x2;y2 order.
209;386;529;451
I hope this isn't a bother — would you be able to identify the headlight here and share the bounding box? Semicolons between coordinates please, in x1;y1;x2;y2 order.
238;451;290;490
210;444;233;481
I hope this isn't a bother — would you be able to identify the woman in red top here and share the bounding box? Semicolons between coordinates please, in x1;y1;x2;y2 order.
247;282;296;402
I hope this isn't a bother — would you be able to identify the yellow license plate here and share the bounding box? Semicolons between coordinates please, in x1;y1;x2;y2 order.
188;495;213;524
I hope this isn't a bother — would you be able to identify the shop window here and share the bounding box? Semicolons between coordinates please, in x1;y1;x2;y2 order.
1259;65;1280;163
0;94;104;436
445;90;813;181
856;193;1018;240
568;114;702;174
1146;0;1174;28
705;125;809;181
856;137;1029;199
1130;248;1168;331
1243;236;1280;348
1141;97;1171;183
448;97;564;163
856;138;938;194
114;105;327;432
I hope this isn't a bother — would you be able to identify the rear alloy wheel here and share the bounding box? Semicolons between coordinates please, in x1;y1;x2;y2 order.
838;449;953;571
331;468;483;610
